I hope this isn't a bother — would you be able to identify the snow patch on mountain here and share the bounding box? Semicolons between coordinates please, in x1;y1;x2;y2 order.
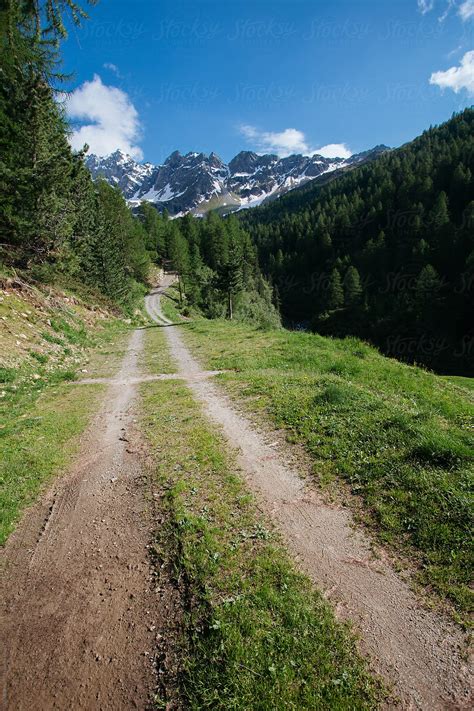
85;145;389;216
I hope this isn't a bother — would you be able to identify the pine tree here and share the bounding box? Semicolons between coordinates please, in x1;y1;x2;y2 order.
326;268;344;310
0;0;92;265
138;201;165;260
66;150;99;281
222;233;244;320
168;227;190;304
414;264;442;326
430;191;449;231
95;180;130;300
0;1;151;308
344;266;363;307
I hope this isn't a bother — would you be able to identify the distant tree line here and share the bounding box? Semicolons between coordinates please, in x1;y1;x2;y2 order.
0;0;151;306
240;110;474;374
137;204;280;328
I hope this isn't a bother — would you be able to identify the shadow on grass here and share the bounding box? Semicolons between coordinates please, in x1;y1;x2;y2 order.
137;321;191;330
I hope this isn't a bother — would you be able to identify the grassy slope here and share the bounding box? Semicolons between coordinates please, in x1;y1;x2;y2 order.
0;278;132;544
140;374;384;709
162;294;473;620
444;375;474;393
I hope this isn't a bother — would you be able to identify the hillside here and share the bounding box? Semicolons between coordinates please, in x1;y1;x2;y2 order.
0;271;139;543
2;273;472;708
239;109;474;374
163;291;473;621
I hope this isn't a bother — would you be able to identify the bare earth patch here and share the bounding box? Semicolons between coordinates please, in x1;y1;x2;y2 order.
1;331;160;710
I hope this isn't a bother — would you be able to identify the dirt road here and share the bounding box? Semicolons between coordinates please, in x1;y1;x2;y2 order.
146;276;473;710
1;330;157;710
2;278;471;710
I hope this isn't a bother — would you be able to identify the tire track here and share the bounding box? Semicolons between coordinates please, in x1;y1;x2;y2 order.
150;275;472;710
1;330;159;711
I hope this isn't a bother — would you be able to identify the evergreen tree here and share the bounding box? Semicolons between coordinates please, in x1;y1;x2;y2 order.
95;181;130;300
344;266;363;307
138;201;166;260
326;268;344;310
221;233;243;320
0;1;151;309
414;264;442;324
168;227;190;304
430;191;450;231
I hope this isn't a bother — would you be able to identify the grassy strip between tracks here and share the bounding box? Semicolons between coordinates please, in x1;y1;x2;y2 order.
159;287;473;623
140;372;385;710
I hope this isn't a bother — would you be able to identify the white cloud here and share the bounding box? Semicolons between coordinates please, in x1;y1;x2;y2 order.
458;0;474;20
417;0;435;14
239;125;352;159
314;143;353;159
447;44;463;58
67;74;143;159
429;49;474;94
420;0;474;22
103;62;122;78
240;125;310;156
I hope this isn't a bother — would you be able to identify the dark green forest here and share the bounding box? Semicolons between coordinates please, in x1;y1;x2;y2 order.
239;110;474;374
140;203;280;327
0;0;151;307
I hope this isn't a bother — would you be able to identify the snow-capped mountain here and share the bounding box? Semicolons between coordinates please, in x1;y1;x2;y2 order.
85;150;156;199
85;145;389;216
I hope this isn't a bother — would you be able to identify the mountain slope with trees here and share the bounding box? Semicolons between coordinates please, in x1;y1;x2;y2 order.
137;205;280;328
239;110;474;374
0;0;151;308
0;1;279;325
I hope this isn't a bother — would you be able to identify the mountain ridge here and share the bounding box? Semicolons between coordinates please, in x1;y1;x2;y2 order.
85;145;390;216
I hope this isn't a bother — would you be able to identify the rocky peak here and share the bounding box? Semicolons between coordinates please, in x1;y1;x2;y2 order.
85;144;390;215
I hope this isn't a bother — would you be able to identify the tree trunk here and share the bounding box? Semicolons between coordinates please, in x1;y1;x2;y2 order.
228;291;233;320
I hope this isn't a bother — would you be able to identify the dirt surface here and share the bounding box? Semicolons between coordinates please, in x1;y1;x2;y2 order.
1;330;159;710
147;276;473;710
2;279;472;710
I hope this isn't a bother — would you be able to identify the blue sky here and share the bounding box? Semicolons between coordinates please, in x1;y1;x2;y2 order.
63;0;474;163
